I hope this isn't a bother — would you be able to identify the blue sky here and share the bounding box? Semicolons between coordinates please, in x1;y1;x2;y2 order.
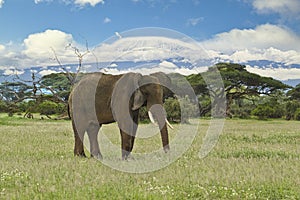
1;0;293;45
1;0;300;81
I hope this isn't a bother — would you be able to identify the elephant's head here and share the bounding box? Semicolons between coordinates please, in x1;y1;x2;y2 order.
111;72;171;152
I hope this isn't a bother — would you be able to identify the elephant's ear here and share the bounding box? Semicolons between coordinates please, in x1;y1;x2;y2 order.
150;72;171;87
132;89;145;110
111;73;142;134
150;72;173;100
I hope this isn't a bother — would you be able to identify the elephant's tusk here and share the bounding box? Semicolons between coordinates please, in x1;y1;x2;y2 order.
148;111;156;125
165;118;174;130
148;111;174;130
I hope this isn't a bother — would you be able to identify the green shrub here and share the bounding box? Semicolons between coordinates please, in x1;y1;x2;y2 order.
285;100;300;120
294;108;300;120
251;105;274;120
0;100;8;112
164;97;181;122
38;101;59;115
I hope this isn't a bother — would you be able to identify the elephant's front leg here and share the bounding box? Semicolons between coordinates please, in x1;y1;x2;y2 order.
119;110;139;160
120;130;136;160
87;122;102;159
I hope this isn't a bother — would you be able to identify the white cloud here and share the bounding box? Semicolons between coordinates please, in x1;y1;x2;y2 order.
230;47;300;65
1;26;299;83
115;32;122;39
0;0;4;8
103;17;111;24
0;29;91;69
74;0;104;7
39;69;59;76
0;44;5;52
200;24;300;65
101;60;208;76
34;0;104;7
186;17;203;26
252;0;300;19
201;24;300;53
34;0;41;3
3;68;24;76
21;29;79;66
109;63;118;68
34;0;54;4
246;65;300;81
158;60;177;69
89;36;208;63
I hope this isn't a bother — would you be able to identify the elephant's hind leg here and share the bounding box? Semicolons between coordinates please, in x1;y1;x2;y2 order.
72;120;86;157
87;121;102;160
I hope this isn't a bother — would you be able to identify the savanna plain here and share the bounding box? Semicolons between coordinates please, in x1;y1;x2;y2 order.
0;114;299;199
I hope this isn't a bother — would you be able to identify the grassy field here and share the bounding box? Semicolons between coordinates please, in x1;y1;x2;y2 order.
0;114;299;199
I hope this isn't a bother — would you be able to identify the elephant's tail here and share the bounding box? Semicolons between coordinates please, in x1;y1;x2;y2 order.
67;103;71;119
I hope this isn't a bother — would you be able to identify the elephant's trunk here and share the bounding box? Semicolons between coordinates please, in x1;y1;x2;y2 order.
148;104;170;152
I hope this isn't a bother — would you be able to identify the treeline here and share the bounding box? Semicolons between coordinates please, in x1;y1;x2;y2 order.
0;63;299;121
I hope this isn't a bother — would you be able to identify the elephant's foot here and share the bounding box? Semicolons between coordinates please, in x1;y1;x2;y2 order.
122;150;131;160
91;153;103;160
163;145;170;153
74;150;87;157
122;154;135;161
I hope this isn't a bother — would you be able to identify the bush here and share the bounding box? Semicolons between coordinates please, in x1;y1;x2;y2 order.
0;100;8;112
230;99;256;119
285;100;300;120
38;101;59;115
164;97;181;122
294;108;300;121
164;96;198;123
251;105;274;120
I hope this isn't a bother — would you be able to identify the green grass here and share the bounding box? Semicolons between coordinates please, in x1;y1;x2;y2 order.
0;115;299;199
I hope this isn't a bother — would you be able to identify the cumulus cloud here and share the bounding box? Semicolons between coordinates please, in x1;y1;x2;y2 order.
22;29;72;58
0;26;299;83
74;0;104;7
246;65;300;81
21;29;79;66
200;24;300;66
252;0;300;19
229;48;300;65
201;24;300;53
0;29;90;69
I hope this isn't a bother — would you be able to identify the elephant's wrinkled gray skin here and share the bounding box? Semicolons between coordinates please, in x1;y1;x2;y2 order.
69;72;171;160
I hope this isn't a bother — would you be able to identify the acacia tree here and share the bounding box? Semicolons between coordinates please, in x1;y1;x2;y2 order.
40;73;73;102
187;63;290;117
285;84;300;120
287;84;300;101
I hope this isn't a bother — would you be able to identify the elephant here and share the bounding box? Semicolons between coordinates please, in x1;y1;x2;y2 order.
68;72;173;160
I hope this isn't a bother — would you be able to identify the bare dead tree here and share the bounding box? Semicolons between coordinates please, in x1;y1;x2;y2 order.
1;40;99;118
